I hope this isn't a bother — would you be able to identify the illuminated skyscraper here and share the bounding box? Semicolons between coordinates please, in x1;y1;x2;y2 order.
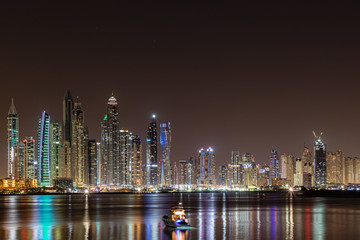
197;147;216;186
96;142;101;185
242;153;256;187
62;90;74;179
50;122;62;183
88;140;98;186
101;94;120;186
302;147;313;187
15;142;25;180
178;160;187;185
160;122;171;186
146;115;158;186
313;132;326;187
130;134;142;186
23;137;36;180
230;151;241;186
269;148;280;185
294;158;303;186
71;99;87;187
7;99;19;179
326;151;343;185
38;111;51;186
120;129;132;186
219;165;227;186
281;154;295;186
186;157;194;185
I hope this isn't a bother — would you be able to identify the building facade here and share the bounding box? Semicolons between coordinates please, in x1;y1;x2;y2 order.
7;99;19;179
37;111;51;186
146;115;158;186
160;122;171;186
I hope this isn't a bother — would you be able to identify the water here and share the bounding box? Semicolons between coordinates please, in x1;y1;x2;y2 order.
0;192;359;239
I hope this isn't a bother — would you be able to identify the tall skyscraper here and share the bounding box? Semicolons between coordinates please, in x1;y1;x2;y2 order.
269;148;280;185
281;154;295;186
15;142;25;180
23;137;36;180
160;122;171;186
197;147;216;186
130;134;142;186
326;151;343;185
101;94;120;186
313;132;326;187
178;160;187;185
219;165;227;186
96;142;101;186
7;99;19;179
62;90;74;179
230;151;241;186
88;140;98;186
302;147;313;187
186;157;194;185
172;162;179;186
120;129;132;186
146;115;158;186
294;158;303;186
50;122;62;183
242;153;256;187
38;111;51;187
71;99;87;187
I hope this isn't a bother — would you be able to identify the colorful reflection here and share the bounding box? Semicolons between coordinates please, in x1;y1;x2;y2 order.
0;193;358;239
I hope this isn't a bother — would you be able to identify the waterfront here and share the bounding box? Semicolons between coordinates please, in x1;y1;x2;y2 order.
0;192;360;239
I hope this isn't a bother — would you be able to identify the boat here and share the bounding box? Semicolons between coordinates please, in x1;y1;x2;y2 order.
162;202;190;228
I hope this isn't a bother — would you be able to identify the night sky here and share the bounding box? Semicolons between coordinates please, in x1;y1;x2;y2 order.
1;2;360;178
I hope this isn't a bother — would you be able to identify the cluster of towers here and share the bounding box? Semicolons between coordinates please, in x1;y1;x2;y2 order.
223;133;360;189
6;90;174;188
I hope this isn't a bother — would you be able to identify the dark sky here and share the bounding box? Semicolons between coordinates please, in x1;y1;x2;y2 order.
1;2;360;178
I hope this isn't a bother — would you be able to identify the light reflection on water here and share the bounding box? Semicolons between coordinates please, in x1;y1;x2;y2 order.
0;193;359;239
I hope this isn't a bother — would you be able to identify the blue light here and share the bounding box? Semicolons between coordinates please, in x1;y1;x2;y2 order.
146;139;151;142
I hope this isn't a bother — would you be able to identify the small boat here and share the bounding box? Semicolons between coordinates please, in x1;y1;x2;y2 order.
162;202;190;228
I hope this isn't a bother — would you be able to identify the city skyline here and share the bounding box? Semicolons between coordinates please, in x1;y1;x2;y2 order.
2;2;360;179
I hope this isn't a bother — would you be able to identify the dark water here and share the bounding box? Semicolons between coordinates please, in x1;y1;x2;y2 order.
0;192;359;240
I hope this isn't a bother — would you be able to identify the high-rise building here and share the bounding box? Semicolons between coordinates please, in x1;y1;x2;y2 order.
130;135;142;186
326;151;344;185
242;153;256;187
38;111;51;186
23;137;36;180
62;90;74;179
302;147;313;187
269;148;281;185
120;129;132;186
197;147;216;186
186;157;194;185
313;132;326;187
219;165;227;186
257;164;270;187
172;162;179;186
15;142;25;180
146;115;158;186
7;99;19;179
71;99;87;187
101;94;120;186
160;122;171;186
230;151;241;186
281;154;295;186
50;122;62;183
294;158;303;186
96;142;101;185
88;140;98;186
178;160;187;185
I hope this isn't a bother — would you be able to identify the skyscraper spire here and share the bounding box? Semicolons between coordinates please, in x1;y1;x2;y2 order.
7;99;19;179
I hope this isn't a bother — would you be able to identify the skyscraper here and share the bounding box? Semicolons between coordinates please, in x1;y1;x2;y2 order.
7;99;19;179
38;111;51;187
281;154;295;186
50;122;62;183
160;122;171;186
88;140;98;186
130;134;142;186
62;90;74;179
302;147;313;187
314;132;326;187
101;94;120;186
96;142;101;185
269;148;281;185
120;129;132;186
326;150;343;185
230;151;241;186
146;115;158;186
71;99;87;187
242;153;256;187
294;158;303;186
15;141;25;180
23;137;36;180
197;147;216;186
178;160;187;185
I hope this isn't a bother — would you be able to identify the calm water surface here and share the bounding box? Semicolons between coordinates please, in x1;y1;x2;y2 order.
0;192;359;240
